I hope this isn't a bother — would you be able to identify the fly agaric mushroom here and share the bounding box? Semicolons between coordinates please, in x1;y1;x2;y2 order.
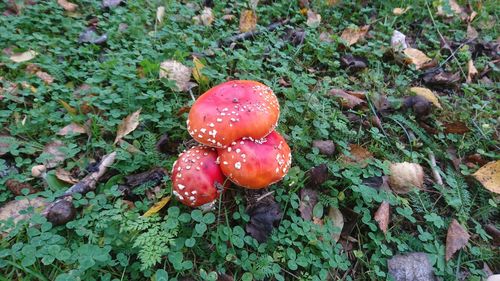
187;80;280;148
217;130;291;189
171;146;228;207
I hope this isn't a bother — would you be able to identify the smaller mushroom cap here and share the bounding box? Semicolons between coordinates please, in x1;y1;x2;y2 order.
217;131;292;189
187;80;280;148
171;146;228;207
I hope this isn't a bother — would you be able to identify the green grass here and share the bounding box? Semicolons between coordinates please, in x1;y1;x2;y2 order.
0;0;499;280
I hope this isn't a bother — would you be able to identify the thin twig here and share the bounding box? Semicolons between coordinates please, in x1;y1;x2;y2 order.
256;190;275;202
428;151;444;185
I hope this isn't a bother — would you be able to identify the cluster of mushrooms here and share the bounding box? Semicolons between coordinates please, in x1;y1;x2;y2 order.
170;80;292;208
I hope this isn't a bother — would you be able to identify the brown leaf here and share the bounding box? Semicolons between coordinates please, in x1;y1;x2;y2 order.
159;60;192;92
312;140;335;156
340;54;368;72
57;0;78;12
443;121;469;134
319;31;333;43
193;7;214;26
388;253;437;281
410;87;442;109
466;24;478;40
340;25;369;46
466;59;478;83
446;219;470;261
239;9;257;32
473;160;500;194
374;201;390;234
6;179;36;196
307;164;329;187
114;109;141;145
222;14;236;21
306;10;321;28
55;169;79;184
388;162;424;194
341;144;373;168
437;0;467;20
393;7;410;15
299;188;318;221
422;69;460;87
42;141;66;168
35;71;54;84
59;100;77;115
403;48;432;70
9;50;37;63
0;198;46;235
58;122;87;136
328;88;365;109
326;207;344;242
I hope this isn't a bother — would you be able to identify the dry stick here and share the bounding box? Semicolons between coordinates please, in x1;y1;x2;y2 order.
428;151;444;185
218;19;290;47
425;1;467;80
256;190;275;202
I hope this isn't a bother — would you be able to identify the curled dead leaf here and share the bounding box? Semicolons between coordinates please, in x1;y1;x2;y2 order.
410;87;442;109
328;88;366;109
239;9;257;32
143;196;171;217
159;60;192;92
58;122;87;136
445;219;470;261
473;160;500;194
393;7;410;15
156;6;165;24
55;169;79;184
10;50;37;63
388;162;424;194
374;201;390;234
57;0;78;12
114;109;141;144
403;48;432;70
341;144;373;168
306;10;321;28
340;25;369;46
193;7;214;26
192;56;208;85
466;59;478;83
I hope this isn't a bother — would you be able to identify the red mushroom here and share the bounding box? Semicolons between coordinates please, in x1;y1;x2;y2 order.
171;146;228;207
217;131;291;189
187;80;280;148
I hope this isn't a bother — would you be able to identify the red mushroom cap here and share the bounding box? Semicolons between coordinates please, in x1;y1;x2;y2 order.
187;80;280;148
171;146;228;207
217;131;292;189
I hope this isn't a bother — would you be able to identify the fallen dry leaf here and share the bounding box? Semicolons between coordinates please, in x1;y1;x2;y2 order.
340;25;369;46
341;144;373;168
10;50;37;63
57;0;78;12
410;87;442;109
328;88;366;109
466;59;478;83
59;100;77;115
437;0;467;20
446;219;470;261
388;252;437;281
245;189;282;242
299;188;318;221
58;122;87;136
35;71;54;84
193;7;214;26
403;48;432;70
0;197;46;235
312;140;335;156
192;56;208;85
467;24;479;39
143;196;171;217
42;141;66;168
159;60;192;92
443;121;469;134
393;7;410;15
319;31;333;43
306;164;329;187
239;9;257;32
388;162;424;194
55;169;79;184
422;68;460;87
118;140;142;154
0;135;16;156
306;10;321;28
374;201;390;234
222;14;236;21
6;179;36;196
326;207;344;242
102;0;122;8
473;160;500;194
340;55;368;72
114;109;141;145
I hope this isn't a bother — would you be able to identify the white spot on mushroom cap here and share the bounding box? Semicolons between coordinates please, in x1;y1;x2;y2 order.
235;162;241;169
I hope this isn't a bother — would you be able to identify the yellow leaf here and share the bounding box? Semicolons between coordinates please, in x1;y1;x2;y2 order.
143;196;171;217
410;87;442;109
473;161;500;194
59;100;77;115
403;48;432;70
340;25;369;46
10;50;37;63
239;9;257;32
114;109;141;144
192;56;208;85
